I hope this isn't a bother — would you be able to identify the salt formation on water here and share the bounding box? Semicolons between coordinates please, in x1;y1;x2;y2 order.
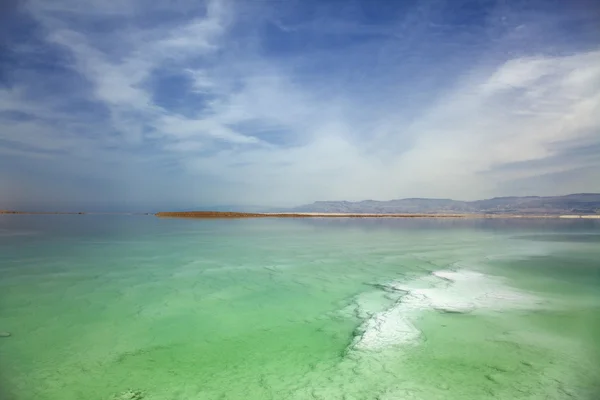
351;269;542;351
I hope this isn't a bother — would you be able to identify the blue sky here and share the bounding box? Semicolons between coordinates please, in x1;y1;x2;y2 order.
1;0;599;211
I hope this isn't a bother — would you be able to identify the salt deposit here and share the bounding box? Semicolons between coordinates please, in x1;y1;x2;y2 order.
351;269;542;351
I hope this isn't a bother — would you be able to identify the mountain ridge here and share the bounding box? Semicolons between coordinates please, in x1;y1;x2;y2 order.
287;193;600;215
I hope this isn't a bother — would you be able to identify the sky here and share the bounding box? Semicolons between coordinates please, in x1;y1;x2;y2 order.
0;0;599;211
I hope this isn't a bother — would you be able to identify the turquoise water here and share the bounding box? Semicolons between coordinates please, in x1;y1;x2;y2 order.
1;216;599;400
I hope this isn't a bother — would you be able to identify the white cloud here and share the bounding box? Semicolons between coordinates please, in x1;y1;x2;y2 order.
389;51;600;195
480;57;553;93
156;115;260;144
34;0;231;146
176;49;600;204
1;0;599;209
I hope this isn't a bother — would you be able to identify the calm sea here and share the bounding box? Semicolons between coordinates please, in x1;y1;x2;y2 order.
1;215;599;399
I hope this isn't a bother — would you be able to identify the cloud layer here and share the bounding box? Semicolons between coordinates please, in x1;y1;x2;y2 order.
1;0;599;211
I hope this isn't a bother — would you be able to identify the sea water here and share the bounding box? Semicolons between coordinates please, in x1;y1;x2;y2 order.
0;215;599;399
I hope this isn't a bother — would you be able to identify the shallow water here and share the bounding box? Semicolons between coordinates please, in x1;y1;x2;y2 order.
0;215;599;399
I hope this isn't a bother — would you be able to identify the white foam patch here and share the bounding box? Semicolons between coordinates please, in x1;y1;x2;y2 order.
351;269;542;351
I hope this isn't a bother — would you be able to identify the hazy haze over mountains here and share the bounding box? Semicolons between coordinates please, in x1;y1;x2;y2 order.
289;194;600;215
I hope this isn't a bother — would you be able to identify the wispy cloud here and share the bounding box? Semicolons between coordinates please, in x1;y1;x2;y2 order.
1;0;599;210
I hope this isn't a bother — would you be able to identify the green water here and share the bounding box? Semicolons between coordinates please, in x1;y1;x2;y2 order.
0;216;599;400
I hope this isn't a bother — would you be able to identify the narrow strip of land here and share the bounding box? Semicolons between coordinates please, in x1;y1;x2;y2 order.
154;211;600;219
2;210;598;219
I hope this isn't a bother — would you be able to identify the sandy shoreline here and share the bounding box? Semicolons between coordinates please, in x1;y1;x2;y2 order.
2;210;598;219
154;211;600;219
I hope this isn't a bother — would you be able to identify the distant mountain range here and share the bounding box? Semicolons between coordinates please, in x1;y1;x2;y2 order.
287;194;600;215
